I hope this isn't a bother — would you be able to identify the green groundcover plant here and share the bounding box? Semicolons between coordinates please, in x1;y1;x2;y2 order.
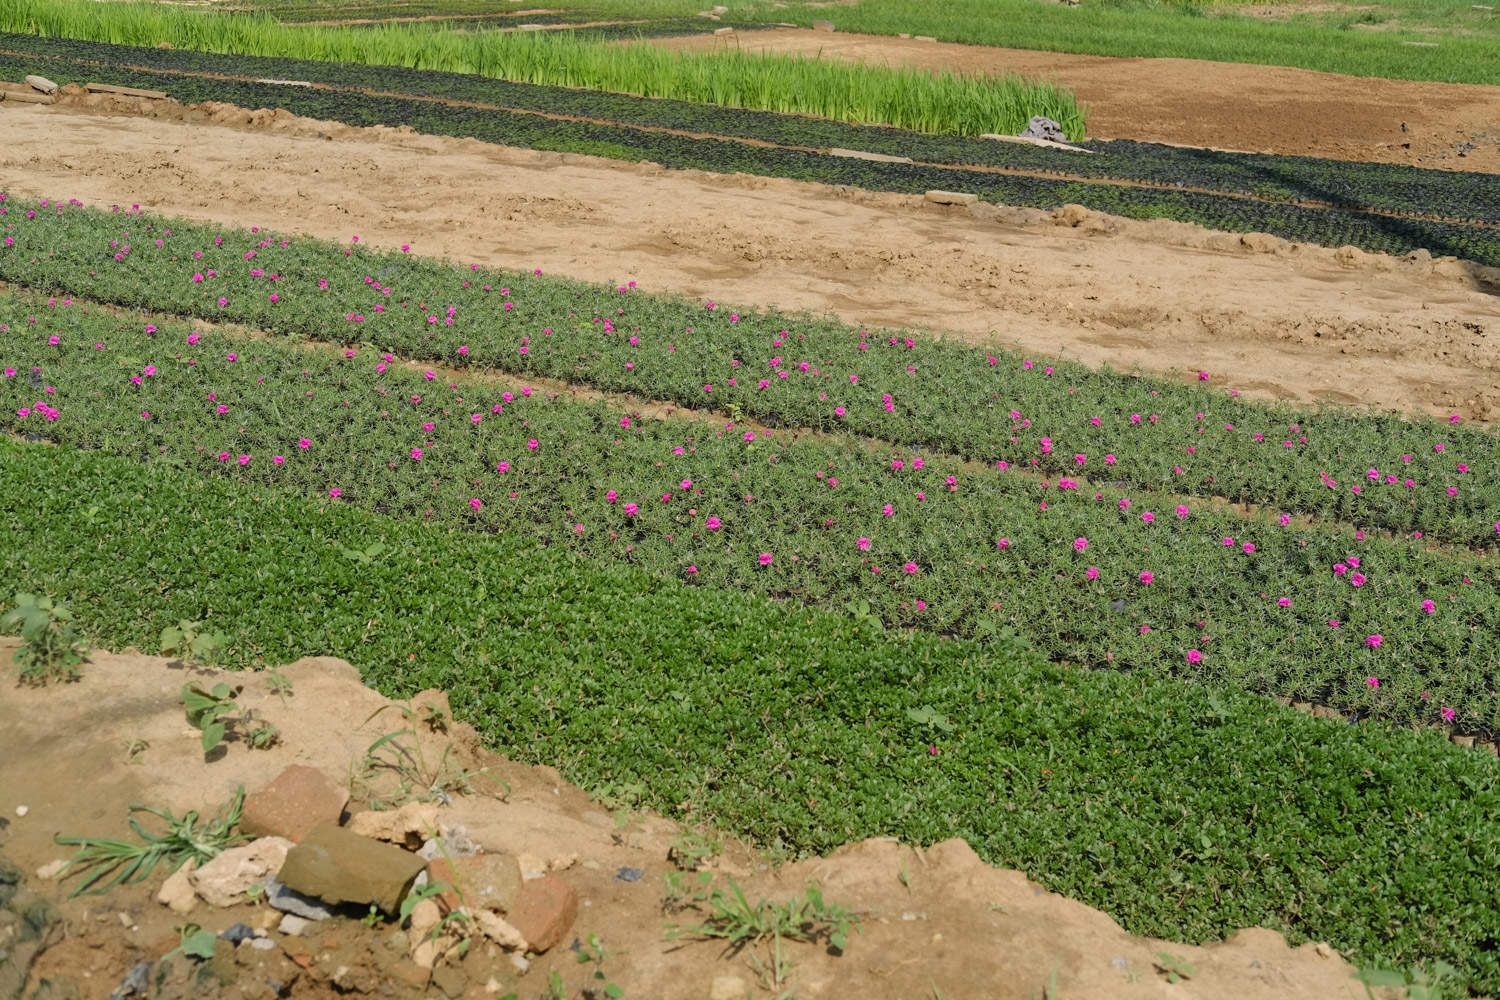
2;439;1498;993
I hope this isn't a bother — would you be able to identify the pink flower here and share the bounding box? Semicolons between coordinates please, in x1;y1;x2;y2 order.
706;516;722;531
1329;620;1341;628
903;562;918;574
1333;563;1348;576
996;538;1009;550
1073;537;1089;552
298;438;311;449
1441;707;1456;723
1366;634;1383;648
1222;537;1234;547
1186;649;1203;664
527;439;539;450
1277;597;1291;607
1197;371;1209;380
1176;505;1189;518
1242;543;1256;554
1422;600;1436;614
1138;571;1154;585
744;431;755;442
1366;676;1380;687
1141;512;1154;523
857;537;871;551
238;455;250;466
411;448;423;460
1350;573;1366;587
329;488;342;498
469;498;482;511
496;461;511;474
759;553;773;566
624;503;639;516
272;455;285;465
1085;566;1099;580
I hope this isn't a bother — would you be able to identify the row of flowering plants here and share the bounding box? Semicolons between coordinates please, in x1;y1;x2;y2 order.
2;195;1497;547
3;291;1494;735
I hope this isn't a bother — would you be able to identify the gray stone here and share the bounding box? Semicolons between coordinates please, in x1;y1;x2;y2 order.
924;190;979;207
25;75;58;95
260;877;334;920
277;913;311;936
1021;116;1068;142
276;824;426;915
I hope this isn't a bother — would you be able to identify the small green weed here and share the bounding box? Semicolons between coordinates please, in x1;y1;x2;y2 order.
1154;951;1196;984
667;829;722;871
159;618;229;668
353;703;505;809
53;785;247;897
1355;960;1464;1000
181;681;280;755
2;591;86;684
576;932;625;999
163;922;219;962
665;874;859;992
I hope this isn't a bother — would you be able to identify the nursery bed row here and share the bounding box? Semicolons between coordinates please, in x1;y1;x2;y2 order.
2;289;1496;736
4;197;1497;550
3;31;1498;226
3;438;1499;994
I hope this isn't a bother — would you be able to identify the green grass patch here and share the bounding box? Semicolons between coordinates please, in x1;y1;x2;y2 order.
3;438;1498;993
0;0;1087;139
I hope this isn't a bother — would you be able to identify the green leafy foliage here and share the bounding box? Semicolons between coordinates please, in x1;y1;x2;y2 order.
1;591;85;684
4;440;1500;992
181;681;280;754
52;786;247;897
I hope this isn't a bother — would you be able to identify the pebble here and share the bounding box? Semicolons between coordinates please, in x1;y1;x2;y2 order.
278;913;312;936
614;867;644;883
14;805;28;817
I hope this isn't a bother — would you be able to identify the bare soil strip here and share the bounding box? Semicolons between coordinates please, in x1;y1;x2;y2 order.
2;98;1498;425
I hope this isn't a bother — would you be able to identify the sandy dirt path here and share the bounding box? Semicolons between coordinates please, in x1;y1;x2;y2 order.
657;29;1500;173
2;98;1498;422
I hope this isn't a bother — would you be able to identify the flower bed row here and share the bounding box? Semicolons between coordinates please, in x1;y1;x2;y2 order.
3;289;1495;735
3;195;1497;546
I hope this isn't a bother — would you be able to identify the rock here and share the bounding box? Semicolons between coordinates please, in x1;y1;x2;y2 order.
426;853;523;913
411;930;464;970
25;76;58;95
710;975;749;1000
156;859;198;914
924;190;979;207
505;876;577;953
1020;115;1067;142
190;837;294;907
811;19;834;31
277;913;311;936
240;766;349;843
417;826;479;862
346;802;441;850
472;908;527;951
34;859;68;881
430;963;467;997
261;877;335;920
276;824;427;915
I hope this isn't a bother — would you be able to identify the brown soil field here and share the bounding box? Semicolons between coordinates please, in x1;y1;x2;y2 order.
657;28;1500;172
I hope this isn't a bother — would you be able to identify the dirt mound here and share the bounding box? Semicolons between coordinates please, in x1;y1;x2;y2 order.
0;639;1387;999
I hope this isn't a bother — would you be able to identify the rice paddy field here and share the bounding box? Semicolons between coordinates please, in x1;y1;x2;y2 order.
1;0;1499;996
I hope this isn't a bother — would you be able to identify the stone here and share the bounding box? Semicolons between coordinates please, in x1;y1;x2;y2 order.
505;876;577;953
1020;115;1067;142
924;190;979;207
156;859;198;914
25;75;58;95
191;838;294;907
261;877;334;920
425;853;523;913
407;898;443;941
277;913;311;936
430;963;467;998
472;909;528;951
811;19;834;31
34;860;68;881
346;802;441;850
276;823;427;915
829;148;913;164
416;826;479;862
709;975;749;1000
240;766;348;843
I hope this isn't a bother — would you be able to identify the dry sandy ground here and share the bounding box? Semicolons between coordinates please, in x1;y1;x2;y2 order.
658;28;1500;172
2;97;1498;423
0;640;1390;1000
